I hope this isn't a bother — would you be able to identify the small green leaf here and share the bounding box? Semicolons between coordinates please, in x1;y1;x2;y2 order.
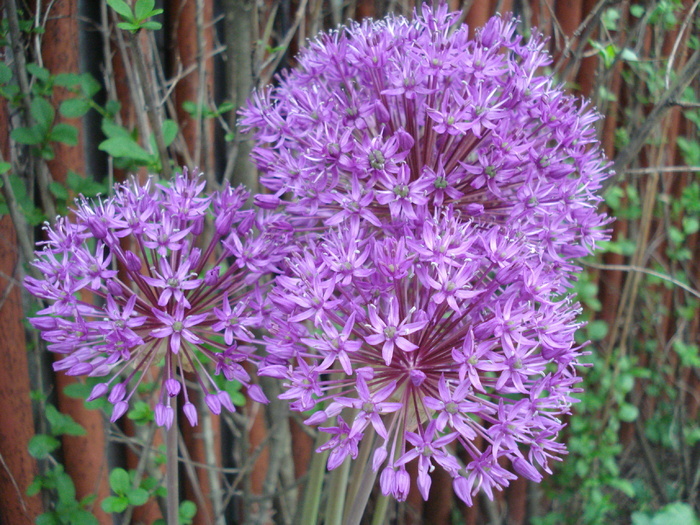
134;0;156;20
109;468;131;495
11;125;44;145
127;401;154;424
630;5;645;17
28;434;61;459
36;512;59;525
162;119;178;147
106;0;134;21
179;500;197;520
60;98;91;118
118;22;143;32
127;488;150;506
26;63;51;83
99;136;152;163
50;123;78;146
31;97;55;131
618;403;639;422
587;320;609;341
0;162;11;175
0;63;13;84
26;478;43;497
140;21;162;31
45;405;86;436
101;495;129;514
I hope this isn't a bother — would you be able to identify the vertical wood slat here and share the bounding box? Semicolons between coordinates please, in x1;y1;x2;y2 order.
0;87;43;524
39;1;112;521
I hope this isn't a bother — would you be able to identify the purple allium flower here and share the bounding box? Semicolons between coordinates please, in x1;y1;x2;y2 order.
260;210;589;504
241;4;612;264
247;4;614;505
26;170;286;427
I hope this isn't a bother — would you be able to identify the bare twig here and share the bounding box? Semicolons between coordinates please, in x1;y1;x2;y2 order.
611;47;700;182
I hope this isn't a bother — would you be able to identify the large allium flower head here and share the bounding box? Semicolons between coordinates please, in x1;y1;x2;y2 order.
260;209;588;504
26;169;287;427
241;4;612;263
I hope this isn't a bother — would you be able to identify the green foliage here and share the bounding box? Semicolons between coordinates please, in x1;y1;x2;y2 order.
153;500;197;525
107;0;164;33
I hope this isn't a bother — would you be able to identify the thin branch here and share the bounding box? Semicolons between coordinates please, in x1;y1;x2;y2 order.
611;47;700;182
582;260;700;300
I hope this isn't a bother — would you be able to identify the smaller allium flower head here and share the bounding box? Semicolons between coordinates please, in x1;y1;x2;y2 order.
241;4;612;265
261;211;587;504
26;170;285;427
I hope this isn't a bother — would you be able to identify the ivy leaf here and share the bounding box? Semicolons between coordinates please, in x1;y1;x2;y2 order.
28;434;61;459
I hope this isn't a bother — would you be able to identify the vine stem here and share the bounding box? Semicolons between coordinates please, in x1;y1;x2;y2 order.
167;400;179;524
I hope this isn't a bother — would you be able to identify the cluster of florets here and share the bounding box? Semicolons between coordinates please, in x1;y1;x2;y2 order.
26;170;286;427
244;5;611;505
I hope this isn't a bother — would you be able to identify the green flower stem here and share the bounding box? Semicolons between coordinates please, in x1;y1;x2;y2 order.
297;430;330;525
343;427;378;525
325;456;352;525
166;404;179;525
371;492;390;525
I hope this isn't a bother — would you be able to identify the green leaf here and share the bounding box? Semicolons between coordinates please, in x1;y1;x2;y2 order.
50;123;78;146
630;5;645;17
31;97;55;131
179;500;197;520
26;63;51;83
109;468;131;495
140;21;162;31
118;22;143;32
106;0;134;21
26;478;43;497
127;401;154;424
127;488;150;506
618;403;639;422
0;62;13;84
101;496;129;514
11;125;44;145
67;170;107;198
162;119;178;147
60;99;91;118
45;405;86;436
99;136;152;163
134;0;156;20
0;162;11;175
28;434;61;459
54;470;76;503
36;513;60;525
105;100;122;116
587;320;609;341
101;119;131;139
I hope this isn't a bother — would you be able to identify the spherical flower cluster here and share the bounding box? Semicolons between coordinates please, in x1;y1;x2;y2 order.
240;5;611;266
26;170;286;427
244;5;612;506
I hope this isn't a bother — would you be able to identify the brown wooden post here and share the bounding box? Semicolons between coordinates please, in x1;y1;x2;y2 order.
0;92;43;525
40;1;111;520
